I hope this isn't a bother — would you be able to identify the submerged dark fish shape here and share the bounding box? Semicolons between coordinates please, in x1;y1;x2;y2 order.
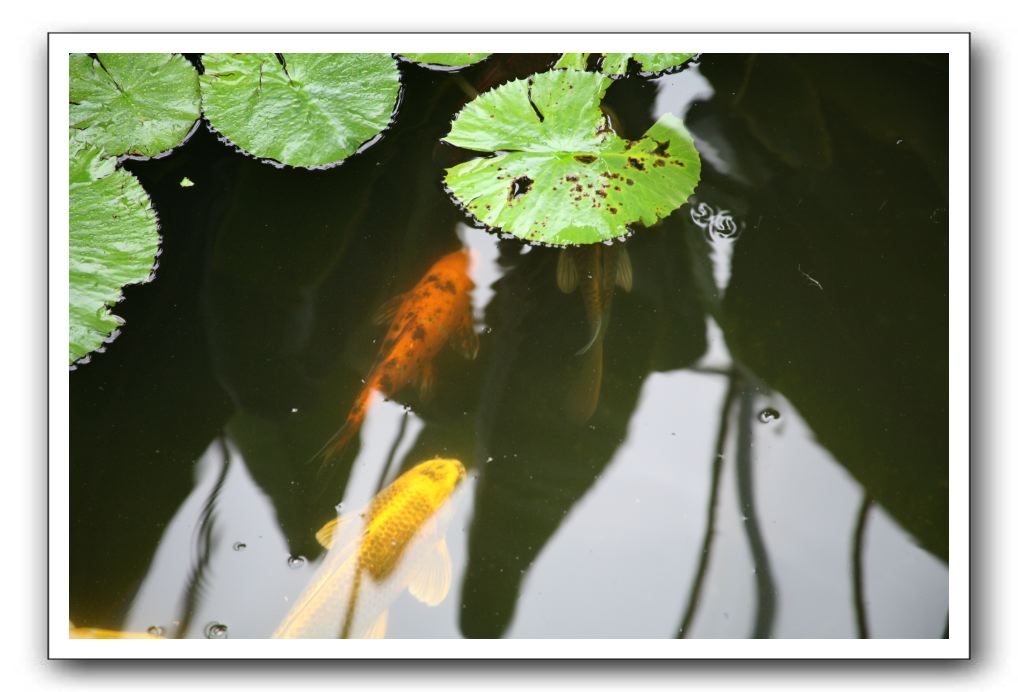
556;244;632;422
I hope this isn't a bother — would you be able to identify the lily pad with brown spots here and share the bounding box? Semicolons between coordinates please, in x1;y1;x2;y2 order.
442;69;701;245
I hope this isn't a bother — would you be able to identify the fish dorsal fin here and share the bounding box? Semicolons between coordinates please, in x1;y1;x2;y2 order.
616;246;633;292
315;516;343;549
362;610;388;639
372;293;406;326
556;252;579;294
450;320;480;360
407;539;452;607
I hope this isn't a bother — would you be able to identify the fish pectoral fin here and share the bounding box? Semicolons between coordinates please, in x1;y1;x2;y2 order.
315;516;343;549
556;251;579;293
407;539;452;607
362;610;388;639
372;292;406;326
616;246;633;292
450;320;480;360
416;362;435;402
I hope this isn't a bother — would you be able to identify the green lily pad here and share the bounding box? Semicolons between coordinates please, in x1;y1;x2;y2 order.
199;53;401;168
69;53;200;160
442;69;701;246
399;53;492;68
69;165;160;364
554;53;697;77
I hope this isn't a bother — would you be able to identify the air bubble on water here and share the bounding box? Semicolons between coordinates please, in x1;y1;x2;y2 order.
290;407;298;413
147;625;164;636
232;542;247;551
287;555;306;569
757;407;780;423
204;622;228;639
895;138;903;145
485;456;494;464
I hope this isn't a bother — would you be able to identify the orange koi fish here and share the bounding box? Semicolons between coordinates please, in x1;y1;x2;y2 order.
320;249;478;462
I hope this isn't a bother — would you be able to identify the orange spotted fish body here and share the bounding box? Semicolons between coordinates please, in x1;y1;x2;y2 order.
322;250;478;462
273;458;467;638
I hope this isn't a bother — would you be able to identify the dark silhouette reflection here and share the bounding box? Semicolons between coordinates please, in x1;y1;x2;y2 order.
69;125;235;628
175;436;231;638
734;383;776;638
690;53;949;562
459;224;709;638
852;495;874;639
677;375;736;638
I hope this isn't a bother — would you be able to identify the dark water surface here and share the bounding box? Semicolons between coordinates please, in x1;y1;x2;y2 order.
69;53;948;639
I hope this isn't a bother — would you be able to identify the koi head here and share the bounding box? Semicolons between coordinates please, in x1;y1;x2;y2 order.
432;248;478;288
404;457;467;510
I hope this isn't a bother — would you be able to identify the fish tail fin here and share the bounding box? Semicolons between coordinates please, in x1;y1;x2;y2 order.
566;336;604;423
310;387;374;470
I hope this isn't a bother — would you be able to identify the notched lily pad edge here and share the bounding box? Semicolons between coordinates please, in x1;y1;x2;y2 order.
555;53;702;79
198;59;405;171
69;177;164;370
395;53;494;72
114;118;204;167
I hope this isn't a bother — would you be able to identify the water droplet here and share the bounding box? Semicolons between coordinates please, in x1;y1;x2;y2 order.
290;407;298;413
895;138;903;145
758;407;780;423
146;625;163;636
485;456;494;464
287;555;306;569
232;542;247;551
483;326;493;334
204;622;228;639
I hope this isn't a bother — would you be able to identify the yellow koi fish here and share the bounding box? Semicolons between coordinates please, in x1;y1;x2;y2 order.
68;622;163;639
273;458;467;638
556;244;633;422
321;250;478;462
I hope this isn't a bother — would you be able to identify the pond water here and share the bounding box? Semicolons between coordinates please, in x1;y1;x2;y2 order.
69;53;949;639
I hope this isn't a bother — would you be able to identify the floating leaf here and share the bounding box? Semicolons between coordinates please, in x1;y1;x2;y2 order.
554;53;697;77
442;69;701;245
69;53;200;160
69;166;160;364
399;53;492;68
69;135;116;184
199;53;401;168
553;53;589;70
